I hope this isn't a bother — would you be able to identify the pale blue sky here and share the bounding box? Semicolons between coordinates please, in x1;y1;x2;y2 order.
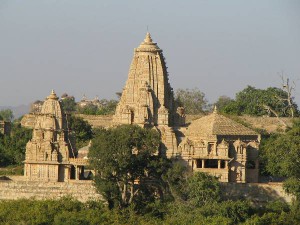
0;0;299;106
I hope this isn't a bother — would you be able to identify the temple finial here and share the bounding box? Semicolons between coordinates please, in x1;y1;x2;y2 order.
144;32;153;43
48;89;58;100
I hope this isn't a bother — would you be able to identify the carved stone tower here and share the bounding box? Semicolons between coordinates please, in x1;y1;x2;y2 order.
114;32;184;127
24;90;78;181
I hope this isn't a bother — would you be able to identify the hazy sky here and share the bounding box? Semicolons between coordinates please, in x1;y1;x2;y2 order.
1;0;300;106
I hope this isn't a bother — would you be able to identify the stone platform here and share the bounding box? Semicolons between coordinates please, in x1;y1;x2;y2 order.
0;176;102;202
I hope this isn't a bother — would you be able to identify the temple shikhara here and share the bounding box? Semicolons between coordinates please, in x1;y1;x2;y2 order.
113;32;180;126
24;90;87;182
113;32;185;157
24;33;260;183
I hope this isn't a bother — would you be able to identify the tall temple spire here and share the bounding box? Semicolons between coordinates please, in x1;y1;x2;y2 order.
114;33;182;127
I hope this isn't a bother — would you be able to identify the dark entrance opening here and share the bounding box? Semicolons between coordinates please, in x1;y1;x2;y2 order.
196;159;202;168
206;159;218;168
70;165;76;179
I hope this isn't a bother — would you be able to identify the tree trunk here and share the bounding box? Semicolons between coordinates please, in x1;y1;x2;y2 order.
122;183;127;205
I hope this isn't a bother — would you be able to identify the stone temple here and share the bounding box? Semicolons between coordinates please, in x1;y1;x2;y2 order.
114;32;185;157
23;33;260;183
24;90;87;182
179;106;260;182
114;33;260;183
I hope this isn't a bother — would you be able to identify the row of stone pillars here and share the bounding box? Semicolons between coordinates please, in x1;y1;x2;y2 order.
196;159;229;169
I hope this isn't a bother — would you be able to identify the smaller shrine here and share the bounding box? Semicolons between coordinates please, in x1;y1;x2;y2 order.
178;107;260;183
24;90;87;182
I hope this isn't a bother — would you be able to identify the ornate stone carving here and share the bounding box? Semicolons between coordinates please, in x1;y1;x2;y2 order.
24;90;86;182
113;33;177;127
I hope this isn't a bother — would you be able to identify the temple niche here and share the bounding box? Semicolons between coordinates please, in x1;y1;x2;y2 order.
24;90;87;182
113;33;185;156
179;107;260;183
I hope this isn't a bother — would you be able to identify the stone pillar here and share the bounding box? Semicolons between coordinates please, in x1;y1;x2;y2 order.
218;160;221;169
225;160;228;169
75;166;79;180
202;159;205;168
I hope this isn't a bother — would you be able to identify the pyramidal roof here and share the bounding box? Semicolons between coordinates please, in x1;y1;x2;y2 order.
188;107;258;137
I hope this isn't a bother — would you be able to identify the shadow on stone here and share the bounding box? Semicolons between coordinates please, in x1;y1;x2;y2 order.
0;176;12;181
221;182;293;206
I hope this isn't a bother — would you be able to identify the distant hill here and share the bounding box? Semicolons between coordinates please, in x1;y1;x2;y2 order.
0;105;30;120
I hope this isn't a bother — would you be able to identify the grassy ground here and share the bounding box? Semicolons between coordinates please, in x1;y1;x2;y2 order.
0;165;23;176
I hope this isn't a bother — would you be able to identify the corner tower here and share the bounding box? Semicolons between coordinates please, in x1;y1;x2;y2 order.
114;33;183;127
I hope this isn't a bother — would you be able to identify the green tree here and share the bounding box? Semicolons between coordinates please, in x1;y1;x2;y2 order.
61;96;77;113
68;115;93;149
0;123;32;166
186;172;220;206
89;125;170;209
97;99;118;115
214;95;234;111
77;104;98;115
163;161;189;201
0;109;14;121
260;119;300;198
175;88;208;114
221;86;299;117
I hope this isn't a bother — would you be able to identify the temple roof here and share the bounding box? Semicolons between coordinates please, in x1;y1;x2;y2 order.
136;32;161;52
40;90;62;119
188;108;258;137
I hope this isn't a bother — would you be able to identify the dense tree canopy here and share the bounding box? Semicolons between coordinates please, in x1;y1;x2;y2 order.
0;193;298;224
186;172;220;206
89;125;170;209
220;86;299;117
0;123;32;166
214;95;234;112
77;99;118;115
68;115;93;149
175;88;208;114
260;119;300;198
0;109;14;121
61;97;77;112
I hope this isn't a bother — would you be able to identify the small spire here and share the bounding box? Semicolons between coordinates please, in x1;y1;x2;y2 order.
213;105;218;114
144;32;153;43
48;89;58;100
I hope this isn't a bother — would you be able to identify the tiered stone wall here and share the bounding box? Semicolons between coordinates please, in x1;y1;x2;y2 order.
76;114;114;128
221;182;294;204
0;176;102;202
0;176;293;204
